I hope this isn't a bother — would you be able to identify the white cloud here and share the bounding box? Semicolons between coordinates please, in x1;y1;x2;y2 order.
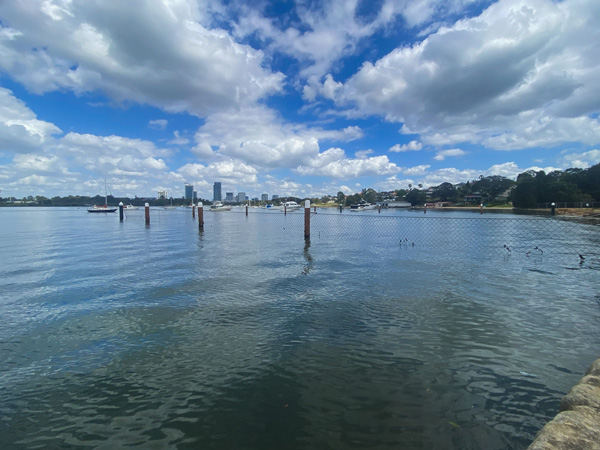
389;140;423;152
149;119;167;130
194;105;364;169
434;148;467;160
0;0;284;117
296;149;400;178
324;0;600;150
402;164;431;176
562;149;600;168
168;131;190;146
0;88;62;153
355;149;373;159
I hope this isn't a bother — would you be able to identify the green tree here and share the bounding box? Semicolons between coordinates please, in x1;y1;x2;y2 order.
405;189;426;206
361;188;377;203
336;191;345;204
433;182;456;202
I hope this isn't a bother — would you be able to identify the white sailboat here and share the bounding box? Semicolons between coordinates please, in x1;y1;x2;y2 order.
88;180;117;213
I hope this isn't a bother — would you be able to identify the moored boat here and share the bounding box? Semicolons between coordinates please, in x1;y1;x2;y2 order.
88;180;117;213
281;201;301;211
350;200;377;211
210;201;232;211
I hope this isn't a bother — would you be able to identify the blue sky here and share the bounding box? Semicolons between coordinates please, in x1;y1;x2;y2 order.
0;0;599;200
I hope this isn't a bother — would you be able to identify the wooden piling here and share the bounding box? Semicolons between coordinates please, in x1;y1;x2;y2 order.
119;202;124;221
198;202;204;230
480;203;483;214
145;203;150;225
304;200;310;240
284;203;287;215
246;205;248;216
192;203;195;219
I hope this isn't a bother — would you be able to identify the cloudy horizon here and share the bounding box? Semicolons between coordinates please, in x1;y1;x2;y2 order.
0;0;599;199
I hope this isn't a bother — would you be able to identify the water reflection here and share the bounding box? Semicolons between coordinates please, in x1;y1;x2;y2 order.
302;239;313;275
0;208;599;450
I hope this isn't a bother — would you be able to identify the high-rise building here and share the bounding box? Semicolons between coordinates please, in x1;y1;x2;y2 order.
272;195;279;200
261;193;268;202
225;192;234;202
184;183;193;200
213;182;222;201
237;192;246;203
158;190;167;199
193;191;198;201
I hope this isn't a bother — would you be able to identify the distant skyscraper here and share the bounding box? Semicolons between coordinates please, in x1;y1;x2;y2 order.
237;192;246;203
213;182;222;201
272;195;279;200
158;190;167;199
184;183;193;200
261;193;268;202
193;191;198;201
225;192;234;202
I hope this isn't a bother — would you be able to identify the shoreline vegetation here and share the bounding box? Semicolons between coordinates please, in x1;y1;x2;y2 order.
1;163;598;211
1;201;598;217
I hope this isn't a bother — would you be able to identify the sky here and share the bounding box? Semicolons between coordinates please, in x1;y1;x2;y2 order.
0;0;599;200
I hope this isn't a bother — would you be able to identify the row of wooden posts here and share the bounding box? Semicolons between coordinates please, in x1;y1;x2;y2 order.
118;200;313;239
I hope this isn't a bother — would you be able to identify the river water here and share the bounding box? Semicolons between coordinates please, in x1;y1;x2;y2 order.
1;207;598;449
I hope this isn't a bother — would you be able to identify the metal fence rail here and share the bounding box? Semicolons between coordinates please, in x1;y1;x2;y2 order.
226;208;600;268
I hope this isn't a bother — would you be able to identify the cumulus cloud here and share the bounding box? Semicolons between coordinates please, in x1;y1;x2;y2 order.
296;148;400;178
355;149;374;159
434;148;467;160
149;119;167;130
0;88;62;153
193;105;364;169
322;0;600;150
389;140;423;152
0;0;284;117
562;149;600;168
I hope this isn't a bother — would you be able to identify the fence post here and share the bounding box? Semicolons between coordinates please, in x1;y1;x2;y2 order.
198;202;204;230
119;202;124;222
145;203;150;225
551;202;556;216
192;202;195;219
304;200;310;240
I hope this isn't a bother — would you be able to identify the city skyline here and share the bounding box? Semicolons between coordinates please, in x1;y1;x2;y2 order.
0;0;599;200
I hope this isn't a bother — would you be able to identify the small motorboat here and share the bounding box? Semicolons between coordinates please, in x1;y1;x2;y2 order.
210;201;232;211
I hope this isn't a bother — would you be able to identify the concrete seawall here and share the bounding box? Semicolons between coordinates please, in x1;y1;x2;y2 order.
528;358;600;450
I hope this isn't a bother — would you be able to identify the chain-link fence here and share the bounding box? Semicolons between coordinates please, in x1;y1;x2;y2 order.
222;208;599;268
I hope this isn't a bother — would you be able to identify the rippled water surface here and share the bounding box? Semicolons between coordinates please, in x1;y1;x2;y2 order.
1;207;599;449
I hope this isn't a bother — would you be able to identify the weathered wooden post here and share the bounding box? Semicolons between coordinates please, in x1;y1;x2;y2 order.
551;202;556;216
313;205;317;213
284;203;287;215
378;205;381;213
246;204;248;216
145;203;150;225
339;203;343;213
192;202;195;219
424;204;427;214
198;202;204;230
119;202;124;222
480;203;483;214
304;200;310;240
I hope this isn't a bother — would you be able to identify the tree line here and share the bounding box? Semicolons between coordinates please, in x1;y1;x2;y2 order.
1;164;598;208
